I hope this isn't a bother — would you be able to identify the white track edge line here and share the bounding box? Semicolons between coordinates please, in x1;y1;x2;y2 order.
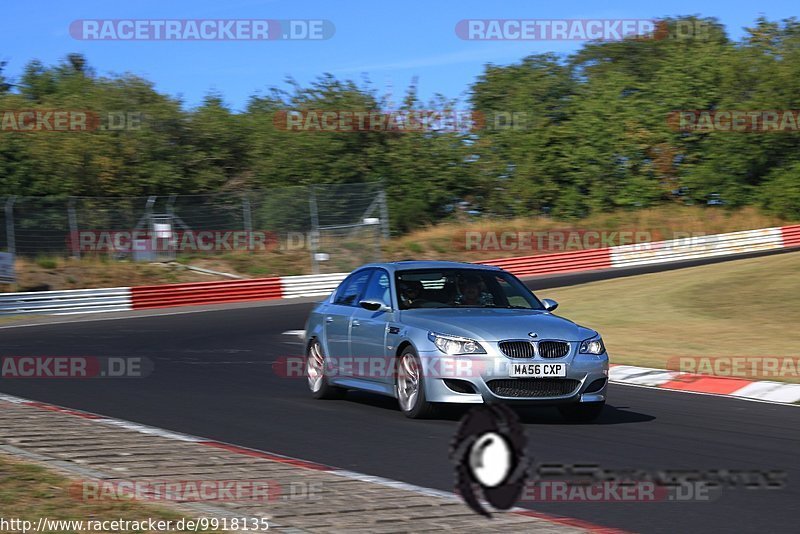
610;380;800;407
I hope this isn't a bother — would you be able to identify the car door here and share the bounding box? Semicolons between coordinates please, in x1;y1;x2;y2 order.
324;269;373;375
349;268;394;383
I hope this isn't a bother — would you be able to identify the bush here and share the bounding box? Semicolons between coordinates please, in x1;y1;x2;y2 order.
406;242;424;253
35;257;58;269
759;163;800;220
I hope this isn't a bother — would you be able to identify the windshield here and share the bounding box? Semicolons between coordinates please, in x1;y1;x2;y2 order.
395;268;544;310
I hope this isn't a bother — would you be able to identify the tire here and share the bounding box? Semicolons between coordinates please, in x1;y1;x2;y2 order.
306;339;345;400
395;347;437;419
558;401;605;423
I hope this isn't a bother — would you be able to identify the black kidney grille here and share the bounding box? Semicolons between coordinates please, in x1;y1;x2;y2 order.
499;340;570;358
538;341;570;358
498;341;535;358
487;378;580;398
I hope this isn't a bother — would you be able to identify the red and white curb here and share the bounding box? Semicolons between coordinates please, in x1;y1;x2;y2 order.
2;224;799;316
0;392;625;534
610;365;800;404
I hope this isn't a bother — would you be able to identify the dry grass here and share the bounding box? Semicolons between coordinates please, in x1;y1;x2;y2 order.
386;205;789;262
539;251;800;382
2;251;310;292
1;206;794;292
0;454;225;532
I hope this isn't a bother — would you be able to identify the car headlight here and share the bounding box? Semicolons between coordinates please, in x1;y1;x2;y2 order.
428;332;486;355
579;335;606;355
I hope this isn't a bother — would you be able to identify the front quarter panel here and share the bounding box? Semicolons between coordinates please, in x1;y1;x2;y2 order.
304;302;327;349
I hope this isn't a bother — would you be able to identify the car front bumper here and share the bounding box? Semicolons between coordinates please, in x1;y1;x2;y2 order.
417;346;609;405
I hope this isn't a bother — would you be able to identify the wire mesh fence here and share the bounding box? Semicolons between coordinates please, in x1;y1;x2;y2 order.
1;183;390;275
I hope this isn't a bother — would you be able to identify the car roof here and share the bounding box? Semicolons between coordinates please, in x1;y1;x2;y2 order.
356;261;501;273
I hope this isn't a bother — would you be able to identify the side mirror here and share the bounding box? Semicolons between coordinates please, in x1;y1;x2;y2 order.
359;300;390;312
542;298;558;312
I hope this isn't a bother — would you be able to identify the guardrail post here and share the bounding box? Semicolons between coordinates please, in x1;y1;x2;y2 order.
374;222;382;261
309;186;320;275
68;198;80;259
379;188;390;239
165;195;178;262
242;194;253;253
5;196;16;256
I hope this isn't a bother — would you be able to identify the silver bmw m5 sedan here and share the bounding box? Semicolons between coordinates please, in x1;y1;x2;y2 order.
304;261;609;420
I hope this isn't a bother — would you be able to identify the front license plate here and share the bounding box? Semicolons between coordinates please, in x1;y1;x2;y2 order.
510;363;566;378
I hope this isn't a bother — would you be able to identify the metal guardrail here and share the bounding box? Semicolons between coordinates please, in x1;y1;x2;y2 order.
130;278;283;310
281;273;347;298
2;224;799;317
781;224;800;248
478;248;612;277
0;287;132;315
610;227;784;267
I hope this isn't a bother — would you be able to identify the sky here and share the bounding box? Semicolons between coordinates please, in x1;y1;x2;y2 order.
2;0;797;111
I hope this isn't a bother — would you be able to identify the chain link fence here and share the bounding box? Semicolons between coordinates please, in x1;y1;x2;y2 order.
0;182;390;275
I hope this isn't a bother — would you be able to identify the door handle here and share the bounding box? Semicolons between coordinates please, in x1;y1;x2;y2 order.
325;316;334;323
351;320;361;327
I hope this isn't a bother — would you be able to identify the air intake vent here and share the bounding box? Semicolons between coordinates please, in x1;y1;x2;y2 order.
443;379;477;394
486;378;580;398
584;378;608;393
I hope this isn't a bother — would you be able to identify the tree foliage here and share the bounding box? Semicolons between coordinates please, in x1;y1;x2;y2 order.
1;16;799;232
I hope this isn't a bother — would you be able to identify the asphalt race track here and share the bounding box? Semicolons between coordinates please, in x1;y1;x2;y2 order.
1;260;799;533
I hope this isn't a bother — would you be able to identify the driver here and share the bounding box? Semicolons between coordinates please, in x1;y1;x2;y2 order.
458;275;484;306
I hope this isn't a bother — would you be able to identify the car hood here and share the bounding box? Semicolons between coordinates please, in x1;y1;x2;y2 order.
398;308;596;342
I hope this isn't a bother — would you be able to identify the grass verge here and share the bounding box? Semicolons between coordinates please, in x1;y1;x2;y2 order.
538;251;800;383
0;454;225;533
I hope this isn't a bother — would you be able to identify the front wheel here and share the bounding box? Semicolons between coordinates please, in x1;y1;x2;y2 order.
396;348;437;419
558;401;605;423
307;339;345;400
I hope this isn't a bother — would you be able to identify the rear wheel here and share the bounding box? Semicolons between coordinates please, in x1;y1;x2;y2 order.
307;339;345;400
558;401;605;422
396;347;437;419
